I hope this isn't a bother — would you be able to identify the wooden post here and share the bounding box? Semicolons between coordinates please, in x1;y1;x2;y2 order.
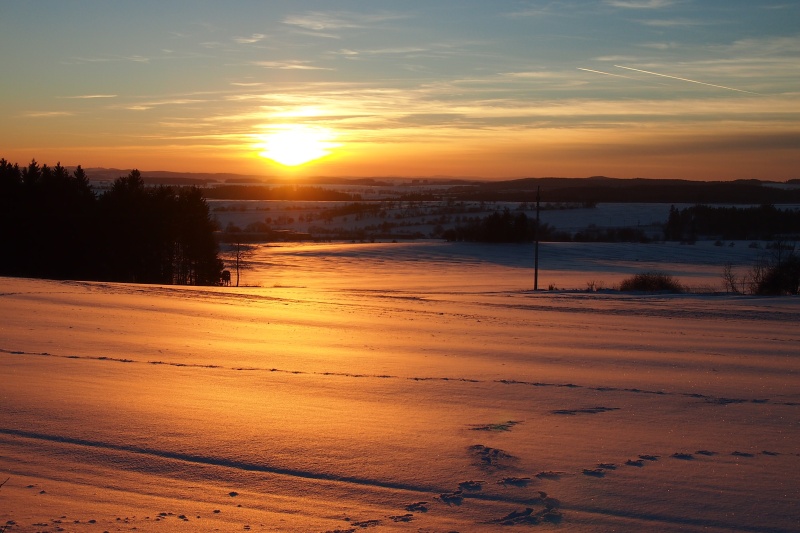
236;241;241;287
534;186;540;291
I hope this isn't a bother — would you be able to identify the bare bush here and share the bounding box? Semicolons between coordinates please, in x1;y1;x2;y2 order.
586;280;605;292
721;241;799;295
619;272;684;293
722;262;744;294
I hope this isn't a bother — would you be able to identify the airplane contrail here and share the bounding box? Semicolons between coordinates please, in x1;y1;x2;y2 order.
614;64;762;95
578;67;670;86
578;67;638;80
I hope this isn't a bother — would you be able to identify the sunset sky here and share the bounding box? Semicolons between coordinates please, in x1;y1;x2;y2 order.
1;1;798;180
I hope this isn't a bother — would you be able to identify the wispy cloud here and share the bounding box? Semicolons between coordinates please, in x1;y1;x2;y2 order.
282;11;407;38
253;60;333;71
720;35;800;56
594;55;642;61
284;12;359;31
579;131;800;158
640;18;706;27
64;54;152;65
233;33;266;44
59;94;118;99
502;7;552;18
120;98;209;111
200;41;227;49
357;46;428;56
25;111;74;118
502;71;570;80
331;49;360;58
640;42;678;50
605;0;676;8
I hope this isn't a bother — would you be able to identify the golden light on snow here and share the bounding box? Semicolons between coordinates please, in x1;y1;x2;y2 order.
256;125;338;167
1;247;799;530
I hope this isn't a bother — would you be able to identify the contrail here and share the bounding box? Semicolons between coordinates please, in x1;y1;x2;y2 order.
614;64;762;95
578;67;639;80
578;67;671;86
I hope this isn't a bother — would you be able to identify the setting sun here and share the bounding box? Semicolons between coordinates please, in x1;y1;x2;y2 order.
257;125;338;167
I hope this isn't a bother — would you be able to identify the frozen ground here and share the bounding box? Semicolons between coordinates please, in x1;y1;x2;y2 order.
239;239;769;292
1;242;799;532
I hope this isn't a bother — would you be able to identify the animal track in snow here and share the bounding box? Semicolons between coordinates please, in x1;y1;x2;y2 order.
551;406;620;415
468;444;517;469
468;420;521;431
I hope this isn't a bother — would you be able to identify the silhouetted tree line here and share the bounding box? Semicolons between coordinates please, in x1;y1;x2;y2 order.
0;159;222;285
664;204;800;241
204;185;357;201
573;226;651;243
443;209;564;243
317;202;383;220
442;208;651;243
450;177;800;204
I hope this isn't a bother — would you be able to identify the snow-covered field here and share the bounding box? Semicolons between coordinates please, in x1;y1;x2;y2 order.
210;201;683;242
1;242;799;532
239;239;769;292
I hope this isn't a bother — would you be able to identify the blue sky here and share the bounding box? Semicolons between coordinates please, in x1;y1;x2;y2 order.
1;1;798;179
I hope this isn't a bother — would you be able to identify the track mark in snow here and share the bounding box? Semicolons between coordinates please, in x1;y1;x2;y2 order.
436;490;464;505
0;428;542;507
582;468;606;477
351;519;381;527
492;505;563;526
534;471;564;480
563;502;798;533
497;477;531;487
458;480;485;491
404;502;428;513
3;348;797;406
671;452;694;460
469;445;517;470
732;450;755;457
551;406;619;415
499;378;797;406
482;298;800;324
468;420;521;431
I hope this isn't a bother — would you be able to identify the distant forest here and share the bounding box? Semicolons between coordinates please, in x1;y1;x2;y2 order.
444;177;800;204
443;204;800;244
201;176;800;204
0;159;222;285
4;158;800;283
442;208;656;244
204;185;355;201
665;204;800;241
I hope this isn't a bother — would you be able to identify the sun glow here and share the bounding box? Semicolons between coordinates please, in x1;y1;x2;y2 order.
257;125;338;166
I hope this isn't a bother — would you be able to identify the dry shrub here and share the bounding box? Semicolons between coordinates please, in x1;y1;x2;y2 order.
619;272;684;293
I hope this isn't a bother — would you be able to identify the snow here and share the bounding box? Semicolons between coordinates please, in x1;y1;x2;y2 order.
1;242;799;532
242;239;767;292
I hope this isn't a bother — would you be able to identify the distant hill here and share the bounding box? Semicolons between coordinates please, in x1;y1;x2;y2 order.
79;167;272;185
448;177;800;204
76;167;800;203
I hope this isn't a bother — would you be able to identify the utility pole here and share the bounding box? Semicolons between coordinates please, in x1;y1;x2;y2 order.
235;241;241;287
534;186;540;291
